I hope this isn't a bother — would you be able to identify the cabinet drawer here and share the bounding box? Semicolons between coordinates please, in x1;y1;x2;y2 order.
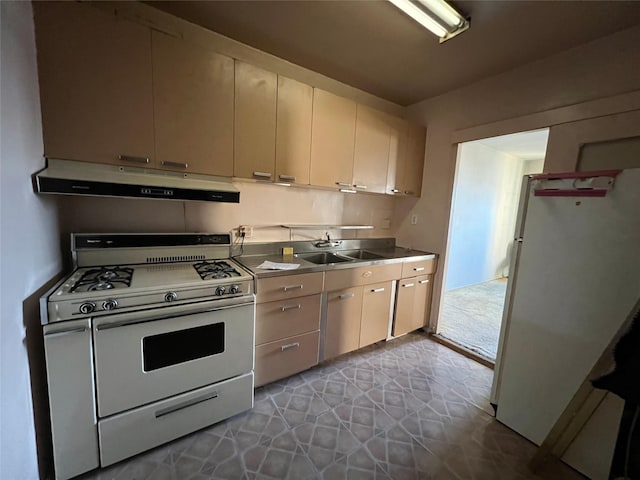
255;330;319;387
256;272;323;303
98;372;253;467
325;263;401;291
256;294;321;345
401;257;436;278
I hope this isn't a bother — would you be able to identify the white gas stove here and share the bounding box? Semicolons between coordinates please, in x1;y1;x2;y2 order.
42;233;256;480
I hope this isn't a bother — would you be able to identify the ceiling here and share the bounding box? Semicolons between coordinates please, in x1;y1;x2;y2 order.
474;129;549;161
148;1;640;106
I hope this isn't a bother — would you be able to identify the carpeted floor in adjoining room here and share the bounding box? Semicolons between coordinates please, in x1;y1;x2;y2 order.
79;332;583;480
438;279;508;361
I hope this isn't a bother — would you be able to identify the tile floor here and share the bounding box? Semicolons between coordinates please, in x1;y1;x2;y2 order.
438;279;508;361
79;332;583;480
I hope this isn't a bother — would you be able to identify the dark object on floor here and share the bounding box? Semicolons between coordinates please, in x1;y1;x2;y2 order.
609;402;640;480
592;309;640;404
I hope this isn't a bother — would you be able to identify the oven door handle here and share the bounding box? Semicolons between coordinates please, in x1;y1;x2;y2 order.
95;301;255;331
155;391;219;418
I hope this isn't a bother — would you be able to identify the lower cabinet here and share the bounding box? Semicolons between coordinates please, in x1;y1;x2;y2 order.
325;287;363;359
392;274;432;336
324;280;393;360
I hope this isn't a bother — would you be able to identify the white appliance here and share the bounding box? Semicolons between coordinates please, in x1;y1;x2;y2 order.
41;233;256;480
491;168;640;479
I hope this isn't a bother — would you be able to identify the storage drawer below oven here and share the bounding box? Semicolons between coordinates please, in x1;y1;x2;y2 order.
255;330;319;387
98;372;254;467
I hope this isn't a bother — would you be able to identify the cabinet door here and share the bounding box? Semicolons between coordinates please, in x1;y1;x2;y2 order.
275;76;313;184
310;89;356;188
152;32;234;176
353;105;391;194
359;281;393;347
234;62;277;180
412;275;432;331
34;2;154;166
392;279;417;337
325;287;362;360
401;122;426;197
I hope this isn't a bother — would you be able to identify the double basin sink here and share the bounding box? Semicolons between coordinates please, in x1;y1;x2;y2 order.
295;249;384;265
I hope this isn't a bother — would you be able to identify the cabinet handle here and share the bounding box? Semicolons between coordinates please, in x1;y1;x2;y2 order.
419;279;430;284
353;184;367;189
279;174;296;181
404;190;415;195
339;293;355;299
281;304;301;312
281;342;300;351
283;284;303;292
253;171;272;178
371;287;385;293
155;391;218;418
162;160;188;169
402;283;415;288
119;155;149;164
413;267;425;272
335;182;351;187
390;188;400;193
44;326;87;338
339;189;357;194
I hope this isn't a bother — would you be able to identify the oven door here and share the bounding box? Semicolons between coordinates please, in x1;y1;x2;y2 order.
93;296;255;418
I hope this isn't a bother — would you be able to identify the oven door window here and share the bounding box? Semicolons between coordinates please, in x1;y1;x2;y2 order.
142;322;225;371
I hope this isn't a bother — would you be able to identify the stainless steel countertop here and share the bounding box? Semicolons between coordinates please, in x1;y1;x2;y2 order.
235;246;436;278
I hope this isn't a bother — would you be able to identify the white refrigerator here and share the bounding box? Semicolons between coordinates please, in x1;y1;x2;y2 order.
491;168;640;479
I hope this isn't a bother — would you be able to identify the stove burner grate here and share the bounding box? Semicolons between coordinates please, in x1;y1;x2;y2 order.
71;266;134;293
193;260;241;281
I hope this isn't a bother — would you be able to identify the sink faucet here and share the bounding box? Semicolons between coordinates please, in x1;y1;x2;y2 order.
314;232;342;248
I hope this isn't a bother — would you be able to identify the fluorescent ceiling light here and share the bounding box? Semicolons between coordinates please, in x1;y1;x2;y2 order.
389;0;469;42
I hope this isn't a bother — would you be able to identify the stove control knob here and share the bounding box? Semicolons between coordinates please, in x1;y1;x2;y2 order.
229;285;240;294
79;302;96;315
215;286;226;296
164;292;178;303
102;299;118;311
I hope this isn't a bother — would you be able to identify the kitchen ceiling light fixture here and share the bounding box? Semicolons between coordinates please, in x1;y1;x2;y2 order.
388;0;469;42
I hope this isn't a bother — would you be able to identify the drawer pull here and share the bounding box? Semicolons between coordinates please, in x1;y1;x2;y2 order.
402;283;415;288
390;188;400;193
281;304;301;312
404;190;415;195
253;171;272;178
162;160;188;169
419;279;430;284
413;267;425;272
353;184;367;189
281;342;300;351
155;391;218;418
283;284;303;292
279;174;296;181
371;287;385;293
119;155;150;164
339;293;355;299
335;182;351;187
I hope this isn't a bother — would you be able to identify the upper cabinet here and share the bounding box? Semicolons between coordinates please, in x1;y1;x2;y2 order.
152;32;234;176
310;89;357;189
234;62;277;180
353;105;392;194
388;120;426;197
275;76;313;185
34;2;155;167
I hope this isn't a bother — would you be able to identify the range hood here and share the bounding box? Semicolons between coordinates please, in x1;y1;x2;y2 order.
35;159;240;203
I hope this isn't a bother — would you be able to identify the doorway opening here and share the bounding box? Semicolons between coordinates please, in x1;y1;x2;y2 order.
436;129;549;363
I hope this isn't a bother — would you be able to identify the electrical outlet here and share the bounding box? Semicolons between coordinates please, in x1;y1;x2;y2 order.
410;214;418;225
238;225;253;239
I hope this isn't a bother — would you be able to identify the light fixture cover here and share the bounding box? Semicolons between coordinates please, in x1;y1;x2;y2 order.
389;0;469;41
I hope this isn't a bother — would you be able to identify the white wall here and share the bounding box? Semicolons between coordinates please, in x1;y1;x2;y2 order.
445;142;527;290
0;2;62;479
